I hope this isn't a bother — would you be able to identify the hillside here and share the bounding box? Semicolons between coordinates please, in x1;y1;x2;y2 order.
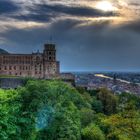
0;48;9;54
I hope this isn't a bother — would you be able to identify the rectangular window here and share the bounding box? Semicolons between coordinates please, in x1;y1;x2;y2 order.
5;66;7;70
9;66;12;70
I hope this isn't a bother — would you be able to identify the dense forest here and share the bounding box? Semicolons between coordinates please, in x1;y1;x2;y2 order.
0;80;140;140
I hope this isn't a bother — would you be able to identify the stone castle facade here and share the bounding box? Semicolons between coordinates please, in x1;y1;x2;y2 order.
0;43;60;78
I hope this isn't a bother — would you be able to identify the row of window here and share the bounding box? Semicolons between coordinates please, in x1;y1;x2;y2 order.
8;72;42;76
0;65;32;71
47;56;55;61
0;65;44;71
1;61;32;64
48;52;55;55
1;56;32;59
9;72;23;76
44;51;55;55
0;59;55;64
1;53;55;60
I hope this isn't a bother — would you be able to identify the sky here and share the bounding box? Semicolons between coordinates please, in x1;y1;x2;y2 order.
0;0;140;72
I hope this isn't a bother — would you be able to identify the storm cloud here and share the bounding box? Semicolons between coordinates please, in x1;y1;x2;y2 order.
9;3;118;22
0;0;140;71
0;0;20;14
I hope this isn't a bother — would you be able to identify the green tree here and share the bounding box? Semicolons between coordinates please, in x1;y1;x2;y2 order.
82;123;105;140
118;92;140;112
80;108;95;127
97;88;118;115
92;97;103;113
0;89;23;140
19;80;84;140
39;102;81;140
103;109;140;140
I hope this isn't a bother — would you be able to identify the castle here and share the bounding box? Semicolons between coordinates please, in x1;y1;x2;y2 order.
0;43;60;79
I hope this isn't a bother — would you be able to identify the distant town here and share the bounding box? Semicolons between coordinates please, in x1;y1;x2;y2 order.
75;72;140;95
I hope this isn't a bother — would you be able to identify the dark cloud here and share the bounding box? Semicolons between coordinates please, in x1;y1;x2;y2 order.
120;20;140;33
13;4;118;22
35;4;117;16
13;13;53;22
1;19;140;71
0;0;20;14
33;4;117;17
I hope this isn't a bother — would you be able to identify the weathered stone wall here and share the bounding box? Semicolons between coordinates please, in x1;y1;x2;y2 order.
0;73;75;89
0;78;25;89
60;73;75;86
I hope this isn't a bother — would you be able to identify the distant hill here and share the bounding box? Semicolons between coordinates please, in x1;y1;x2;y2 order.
0;48;9;54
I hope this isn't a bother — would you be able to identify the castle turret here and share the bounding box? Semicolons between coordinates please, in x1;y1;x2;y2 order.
43;44;56;61
43;43;60;78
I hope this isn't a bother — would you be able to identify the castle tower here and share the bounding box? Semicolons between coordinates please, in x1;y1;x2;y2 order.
43;44;56;61
43;43;60;78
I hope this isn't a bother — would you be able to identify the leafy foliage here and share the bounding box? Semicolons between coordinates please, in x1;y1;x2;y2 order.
0;80;140;140
82;123;105;140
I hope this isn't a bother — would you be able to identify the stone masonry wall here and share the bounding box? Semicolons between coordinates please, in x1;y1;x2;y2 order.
0;78;25;89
